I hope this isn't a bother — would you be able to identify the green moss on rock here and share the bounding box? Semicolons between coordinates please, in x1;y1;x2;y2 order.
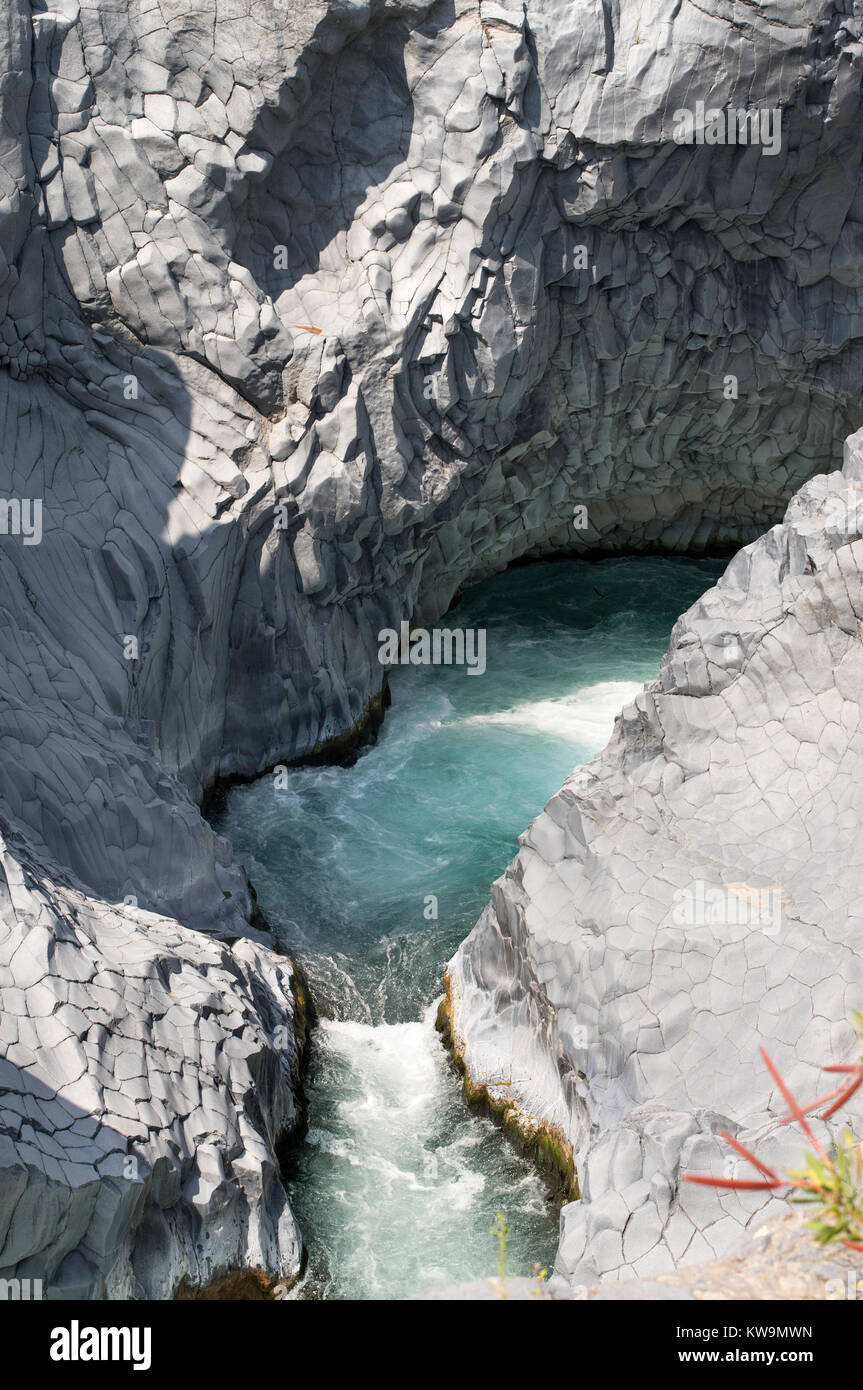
436;974;579;1204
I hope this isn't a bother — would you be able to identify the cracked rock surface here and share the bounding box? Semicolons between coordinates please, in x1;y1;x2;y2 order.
446;434;863;1287
417;1212;863;1299
2;0;863;1294
0;824;302;1298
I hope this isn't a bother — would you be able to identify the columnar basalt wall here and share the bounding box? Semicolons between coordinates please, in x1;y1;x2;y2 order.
446;435;863;1285
3;0;863;1294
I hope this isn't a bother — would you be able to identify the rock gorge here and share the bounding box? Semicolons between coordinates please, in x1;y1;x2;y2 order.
2;0;863;1296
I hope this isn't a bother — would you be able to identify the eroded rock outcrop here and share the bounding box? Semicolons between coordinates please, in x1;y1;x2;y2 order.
445;433;863;1287
0;823;303;1298
3;0;863;1294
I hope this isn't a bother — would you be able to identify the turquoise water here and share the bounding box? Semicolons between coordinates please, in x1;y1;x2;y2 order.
213;557;723;1299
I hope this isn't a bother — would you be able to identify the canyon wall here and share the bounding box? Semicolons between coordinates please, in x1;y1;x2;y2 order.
2;0;863;1293
446;441;863;1285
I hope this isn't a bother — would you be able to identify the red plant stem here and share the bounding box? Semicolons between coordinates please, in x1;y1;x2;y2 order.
683;1175;782;1190
782;1083;849;1121
717;1129;781;1182
760;1048;829;1162
821;1073;863;1120
778;1067;863;1121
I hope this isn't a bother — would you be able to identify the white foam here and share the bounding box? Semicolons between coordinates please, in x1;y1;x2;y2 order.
460;679;643;745
319;1016;441;1111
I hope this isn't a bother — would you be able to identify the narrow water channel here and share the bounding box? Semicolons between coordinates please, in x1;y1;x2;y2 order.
212;557;723;1299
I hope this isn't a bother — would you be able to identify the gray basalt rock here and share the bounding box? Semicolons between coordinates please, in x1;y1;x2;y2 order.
417;1211;863;1300
446;433;863;1288
0;824;302;1298
2;0;863;1294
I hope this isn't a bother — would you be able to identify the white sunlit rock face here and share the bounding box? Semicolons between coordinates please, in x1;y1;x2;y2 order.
446;445;863;1287
1;0;863;1295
